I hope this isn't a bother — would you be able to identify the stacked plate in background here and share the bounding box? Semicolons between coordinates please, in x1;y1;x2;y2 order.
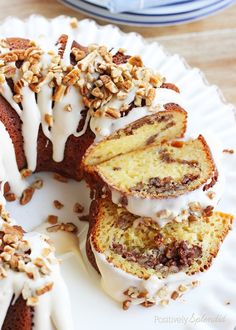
59;0;236;26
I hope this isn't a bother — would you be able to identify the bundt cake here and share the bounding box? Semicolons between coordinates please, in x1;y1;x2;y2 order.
0;200;73;330
88;135;222;226
87;198;233;309
0;29;231;324
0;34;189;326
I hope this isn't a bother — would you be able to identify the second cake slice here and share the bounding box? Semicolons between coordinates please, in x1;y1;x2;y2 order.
92;135;221;226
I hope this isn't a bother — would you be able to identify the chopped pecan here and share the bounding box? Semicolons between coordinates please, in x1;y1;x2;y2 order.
32;179;43;189
140;299;155;308
47;215;58;225
53;173;68;183
78;215;89;222
73;202;84;213
36;282;54;296
223;149;234;154
128;56;143;67
70;17;78;28
119;196;128;207
122;300;131;310
21;168;32;178
202;205;214;217
171;291;179;300
5;193;16;202
53;200;64;210
20;187;35;205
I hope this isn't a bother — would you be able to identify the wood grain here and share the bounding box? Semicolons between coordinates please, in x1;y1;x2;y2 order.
0;0;235;105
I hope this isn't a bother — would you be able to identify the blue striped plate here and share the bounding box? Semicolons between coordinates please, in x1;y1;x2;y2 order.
83;0;221;14
59;0;236;26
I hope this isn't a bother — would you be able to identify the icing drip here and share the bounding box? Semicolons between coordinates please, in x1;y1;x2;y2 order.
37;53;54;140
50;86;84;162
0;121;26;196
33;275;73;330
21;87;41;170
61;35;74;67
0;208;73;330
37;83;53;139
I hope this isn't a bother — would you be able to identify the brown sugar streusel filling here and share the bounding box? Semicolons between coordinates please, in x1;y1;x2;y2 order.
111;240;202;273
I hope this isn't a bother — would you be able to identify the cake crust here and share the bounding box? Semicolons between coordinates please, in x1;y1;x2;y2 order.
2;296;32;330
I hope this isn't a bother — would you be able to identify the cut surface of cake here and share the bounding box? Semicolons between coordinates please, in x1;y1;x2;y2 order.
91;134;222;226
83;105;187;168
87;198;233;308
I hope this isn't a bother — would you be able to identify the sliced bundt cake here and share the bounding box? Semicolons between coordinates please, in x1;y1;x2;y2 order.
0;203;73;330
90;135;220;226
87;198;233;308
83;105;187;168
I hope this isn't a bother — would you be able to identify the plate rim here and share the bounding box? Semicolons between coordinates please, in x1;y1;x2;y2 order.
0;13;234;114
58;0;236;26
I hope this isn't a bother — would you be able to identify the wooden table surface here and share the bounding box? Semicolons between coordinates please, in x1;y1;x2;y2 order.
0;0;235;105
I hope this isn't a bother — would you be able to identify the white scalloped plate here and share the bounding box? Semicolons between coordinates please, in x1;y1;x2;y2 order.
2;16;236;330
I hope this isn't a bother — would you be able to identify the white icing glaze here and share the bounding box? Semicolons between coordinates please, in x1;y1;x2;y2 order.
21;87;41;171
0;121;26;196
90;87;187;141
60;35;74;67
50;86;84;162
37;53;54;140
0;212;74;330
91;240;200;304
111;132;225;227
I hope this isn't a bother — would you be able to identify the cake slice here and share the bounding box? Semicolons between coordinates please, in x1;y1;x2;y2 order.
83;105;187;168
87;198;233;308
90;135;220;226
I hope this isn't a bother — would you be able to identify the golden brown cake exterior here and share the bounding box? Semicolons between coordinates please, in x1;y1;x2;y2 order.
0;95;26;170
86;199;101;274
2;296;33;330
